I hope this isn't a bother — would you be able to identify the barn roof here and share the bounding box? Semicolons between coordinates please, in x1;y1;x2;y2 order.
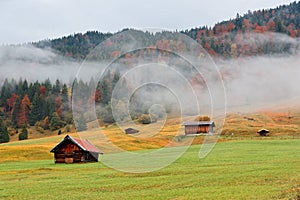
125;128;139;134
183;121;215;126
257;129;270;133
50;135;103;154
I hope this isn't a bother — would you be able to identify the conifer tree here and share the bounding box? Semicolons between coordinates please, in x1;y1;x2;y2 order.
0;118;9;143
19;126;28;140
77;114;87;132
61;84;69;111
11;97;21;128
29;93;43;125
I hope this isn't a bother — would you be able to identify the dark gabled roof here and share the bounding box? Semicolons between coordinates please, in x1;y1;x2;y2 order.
257;129;270;133
125;128;139;134
50;135;103;154
183;121;215;127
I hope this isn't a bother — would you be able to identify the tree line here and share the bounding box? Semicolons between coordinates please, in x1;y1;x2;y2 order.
33;1;300;59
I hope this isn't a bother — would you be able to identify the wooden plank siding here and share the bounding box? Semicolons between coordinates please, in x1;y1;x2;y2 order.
185;125;210;134
183;121;215;135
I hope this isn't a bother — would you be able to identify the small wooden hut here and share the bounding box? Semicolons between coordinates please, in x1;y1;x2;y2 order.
257;129;270;136
183;121;215;135
50;135;103;163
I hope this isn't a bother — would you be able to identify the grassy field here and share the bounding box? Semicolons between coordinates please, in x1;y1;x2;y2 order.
1;139;300;199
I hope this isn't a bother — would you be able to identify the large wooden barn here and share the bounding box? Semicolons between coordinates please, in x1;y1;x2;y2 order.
50;135;103;163
183;121;215;135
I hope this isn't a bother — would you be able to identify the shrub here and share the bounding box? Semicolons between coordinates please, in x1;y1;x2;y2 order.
100;104;115;124
195;116;211;121
58;130;62;135
49;112;65;131
138;114;152;124
35;126;45;133
65;125;71;132
19;127;28;140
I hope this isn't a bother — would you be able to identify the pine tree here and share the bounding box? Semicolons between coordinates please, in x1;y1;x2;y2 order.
112;70;120;90
61;84;69;111
22;79;29;96
77;114;87;132
19;126;28;140
29;93;43;125
0;118;9;143
11;97;21;128
49;112;64;131
52;79;61;95
0;79;12;106
98;81;109;105
44;96;56;118
44;78;52;95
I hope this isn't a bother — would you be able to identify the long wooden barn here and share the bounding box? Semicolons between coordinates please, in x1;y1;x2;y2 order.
183;121;215;135
50;135;103;163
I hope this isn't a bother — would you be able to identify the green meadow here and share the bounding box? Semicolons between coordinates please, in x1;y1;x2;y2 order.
1;139;300;199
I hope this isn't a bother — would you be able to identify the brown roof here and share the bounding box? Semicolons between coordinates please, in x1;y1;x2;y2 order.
257;129;270;133
183;121;215;126
125;128;139;134
50;135;103;154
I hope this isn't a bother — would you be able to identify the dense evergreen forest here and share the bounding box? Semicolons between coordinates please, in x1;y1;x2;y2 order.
0;79;70;142
0;70;133;143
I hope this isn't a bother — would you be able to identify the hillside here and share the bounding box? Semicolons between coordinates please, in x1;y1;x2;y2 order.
33;1;300;59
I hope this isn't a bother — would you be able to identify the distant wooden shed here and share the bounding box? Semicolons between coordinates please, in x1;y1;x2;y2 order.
257;129;270;136
125;128;139;134
50;135;103;163
183;121;215;135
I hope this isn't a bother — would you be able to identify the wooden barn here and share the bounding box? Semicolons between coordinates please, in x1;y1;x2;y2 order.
257;129;270;136
183;121;215;135
50;135;103;163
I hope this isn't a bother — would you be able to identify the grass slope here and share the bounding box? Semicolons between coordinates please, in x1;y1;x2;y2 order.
1;139;300;199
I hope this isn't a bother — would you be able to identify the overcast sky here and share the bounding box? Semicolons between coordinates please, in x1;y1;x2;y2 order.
0;0;296;45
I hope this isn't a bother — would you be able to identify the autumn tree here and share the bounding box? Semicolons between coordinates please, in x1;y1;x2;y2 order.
6;93;19;112
17;94;31;127
43;116;49;130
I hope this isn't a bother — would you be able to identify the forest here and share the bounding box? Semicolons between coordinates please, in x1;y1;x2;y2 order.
33;1;300;59
0;79;70;142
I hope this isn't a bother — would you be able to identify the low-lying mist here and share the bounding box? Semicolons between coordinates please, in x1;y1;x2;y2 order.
0;45;80;84
0;35;299;116
218;52;300;112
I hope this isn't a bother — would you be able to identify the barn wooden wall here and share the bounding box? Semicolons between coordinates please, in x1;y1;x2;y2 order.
185;125;210;134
